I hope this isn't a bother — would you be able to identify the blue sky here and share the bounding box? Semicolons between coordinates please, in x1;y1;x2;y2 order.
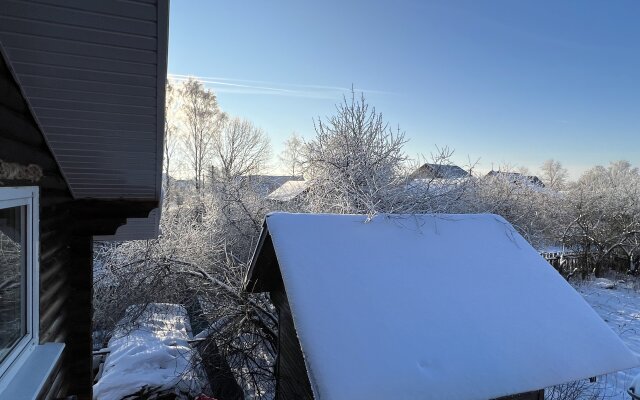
168;1;640;177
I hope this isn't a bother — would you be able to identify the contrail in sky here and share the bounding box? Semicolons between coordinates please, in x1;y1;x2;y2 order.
168;73;390;98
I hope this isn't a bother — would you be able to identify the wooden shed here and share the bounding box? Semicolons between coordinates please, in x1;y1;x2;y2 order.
245;213;638;400
0;1;168;398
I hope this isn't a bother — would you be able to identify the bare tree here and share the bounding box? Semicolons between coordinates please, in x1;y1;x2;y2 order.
163;81;180;200
181;78;225;191
278;132;304;176
561;161;640;276
94;193;276;399
211;117;271;183
540;159;568;190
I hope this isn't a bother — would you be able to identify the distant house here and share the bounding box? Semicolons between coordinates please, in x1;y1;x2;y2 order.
409;163;470;180
240;175;303;197
266;180;311;202
0;1;168;398
486;171;545;188
245;213;637;400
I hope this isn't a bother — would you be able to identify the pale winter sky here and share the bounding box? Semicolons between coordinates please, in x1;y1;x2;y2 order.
168;0;640;179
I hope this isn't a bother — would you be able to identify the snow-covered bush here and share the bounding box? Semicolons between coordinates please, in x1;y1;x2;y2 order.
561;161;640;277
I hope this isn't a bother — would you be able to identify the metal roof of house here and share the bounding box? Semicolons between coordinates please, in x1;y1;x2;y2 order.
0;0;168;201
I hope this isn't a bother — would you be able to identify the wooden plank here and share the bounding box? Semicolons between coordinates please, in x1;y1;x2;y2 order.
0;105;47;147
0;136;60;171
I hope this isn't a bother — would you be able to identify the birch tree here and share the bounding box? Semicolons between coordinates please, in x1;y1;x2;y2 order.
181;78;225;191
163;81;180;200
278;132;304;177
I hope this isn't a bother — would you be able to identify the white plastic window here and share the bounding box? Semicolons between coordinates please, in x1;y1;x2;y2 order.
0;187;39;383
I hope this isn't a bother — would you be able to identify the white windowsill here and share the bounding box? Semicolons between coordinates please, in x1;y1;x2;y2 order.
0;343;65;399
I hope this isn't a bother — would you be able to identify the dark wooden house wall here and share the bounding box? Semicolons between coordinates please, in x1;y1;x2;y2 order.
1;44;77;399
1;47;156;400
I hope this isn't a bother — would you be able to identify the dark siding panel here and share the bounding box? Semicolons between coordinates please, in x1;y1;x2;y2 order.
6;47;157;76
0;32;157;64
12;62;157;88
20;86;157;108
26;0;157;21
30;97;155;115
271;289;314;400
2;1;157;36
0;0;166;206
0;17;156;50
16;75;157;97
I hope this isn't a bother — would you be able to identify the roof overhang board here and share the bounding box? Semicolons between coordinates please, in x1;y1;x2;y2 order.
0;0;168;203
245;221;282;293
0;0;169;240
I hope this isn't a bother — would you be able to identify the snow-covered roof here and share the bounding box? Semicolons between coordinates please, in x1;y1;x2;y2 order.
486;171;545;188
266;180;311;202
410;163;470;180
246;213;639;400
241;175;302;196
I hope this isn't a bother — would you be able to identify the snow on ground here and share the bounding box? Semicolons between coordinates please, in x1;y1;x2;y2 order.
575;278;640;399
93;303;206;400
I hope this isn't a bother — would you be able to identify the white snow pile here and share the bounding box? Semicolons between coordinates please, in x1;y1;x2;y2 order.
93;303;206;400
594;277;617;289
258;212;639;400
576;280;640;399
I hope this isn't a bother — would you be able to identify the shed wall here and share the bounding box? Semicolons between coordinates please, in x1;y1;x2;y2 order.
271;288;314;400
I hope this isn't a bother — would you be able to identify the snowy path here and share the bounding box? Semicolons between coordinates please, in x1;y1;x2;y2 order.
575;280;640;399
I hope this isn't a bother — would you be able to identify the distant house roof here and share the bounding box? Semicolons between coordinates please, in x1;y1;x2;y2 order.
246;213;638;400
486;171;545;187
241;175;303;197
410;163;470;180
266;180;310;202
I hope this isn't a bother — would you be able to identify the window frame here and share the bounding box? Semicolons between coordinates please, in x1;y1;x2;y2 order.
0;187;39;384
